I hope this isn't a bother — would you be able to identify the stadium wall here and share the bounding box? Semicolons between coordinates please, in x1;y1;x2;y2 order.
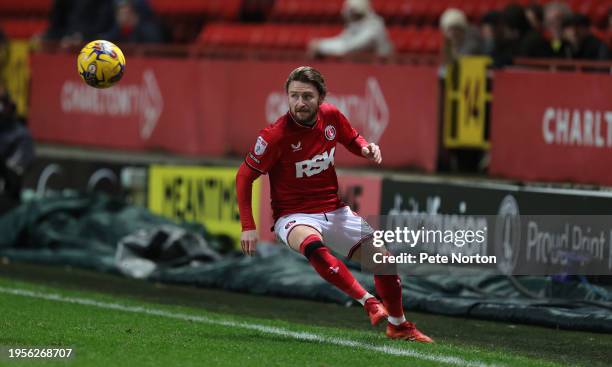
28;53;439;172
490;70;612;186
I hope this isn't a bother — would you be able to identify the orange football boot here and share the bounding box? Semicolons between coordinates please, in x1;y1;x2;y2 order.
364;298;388;326
386;321;434;343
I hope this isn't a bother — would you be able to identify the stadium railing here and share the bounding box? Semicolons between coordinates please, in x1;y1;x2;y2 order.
513;57;612;73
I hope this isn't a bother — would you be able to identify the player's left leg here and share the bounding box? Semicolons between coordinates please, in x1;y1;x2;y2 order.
323;207;433;343
350;246;433;343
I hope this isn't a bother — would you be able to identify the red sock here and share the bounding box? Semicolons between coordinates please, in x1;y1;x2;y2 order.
374;274;404;317
306;245;367;300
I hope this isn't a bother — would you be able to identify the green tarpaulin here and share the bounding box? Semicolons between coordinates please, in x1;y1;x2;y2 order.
1;193;611;333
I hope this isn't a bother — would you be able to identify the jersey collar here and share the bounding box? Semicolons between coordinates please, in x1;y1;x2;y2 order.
288;110;320;129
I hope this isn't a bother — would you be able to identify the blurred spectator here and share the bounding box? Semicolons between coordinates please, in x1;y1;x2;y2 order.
0;30;8;84
544;1;572;57
439;8;484;64
308;0;393;58
240;0;275;23
44;0;115;47
101;0;164;44
561;14;610;60
607;7;612;49
497;3;552;65
480;11;504;63
0;85;34;200
525;3;544;33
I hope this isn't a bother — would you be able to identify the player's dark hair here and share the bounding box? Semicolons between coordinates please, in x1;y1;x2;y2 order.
285;66;327;98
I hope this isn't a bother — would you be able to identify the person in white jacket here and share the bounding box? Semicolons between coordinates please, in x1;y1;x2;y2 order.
308;0;393;58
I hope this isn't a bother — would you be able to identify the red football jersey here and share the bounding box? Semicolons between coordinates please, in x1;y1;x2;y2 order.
245;103;362;221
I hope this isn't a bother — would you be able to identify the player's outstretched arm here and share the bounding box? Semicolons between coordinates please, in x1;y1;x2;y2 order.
361;143;383;164
236;162;260;256
336;109;382;164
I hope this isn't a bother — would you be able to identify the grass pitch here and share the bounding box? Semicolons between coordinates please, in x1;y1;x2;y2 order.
0;264;610;367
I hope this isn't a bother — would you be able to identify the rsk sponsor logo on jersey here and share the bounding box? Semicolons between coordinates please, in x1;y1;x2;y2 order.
324;125;336;141
254;136;268;155
295;147;335;178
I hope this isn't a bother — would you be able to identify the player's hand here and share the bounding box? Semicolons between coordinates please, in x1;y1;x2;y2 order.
240;229;258;256
361;143;382;164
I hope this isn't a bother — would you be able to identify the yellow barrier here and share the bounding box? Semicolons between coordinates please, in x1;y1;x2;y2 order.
1;41;31;118
443;56;492;149
148;165;260;247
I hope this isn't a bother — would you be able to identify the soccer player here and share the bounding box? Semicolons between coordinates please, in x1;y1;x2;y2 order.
235;66;432;342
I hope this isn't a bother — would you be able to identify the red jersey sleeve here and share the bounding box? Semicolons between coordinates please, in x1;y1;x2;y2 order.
244;129;280;174
335;108;369;157
236;162;260;231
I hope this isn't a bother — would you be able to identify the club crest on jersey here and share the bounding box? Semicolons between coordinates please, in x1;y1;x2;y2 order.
291;141;302;152
324;125;336;141
254;136;268;156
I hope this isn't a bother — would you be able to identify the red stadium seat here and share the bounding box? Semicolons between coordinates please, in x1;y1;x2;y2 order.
388;26;418;53
404;0;431;24
399;26;441;54
426;0;451;24
474;0;494;21
247;24;269;49
372;0;398;23
0;0;52;16
268;0;343;23
0;18;48;39
458;0;475;21
275;25;302;49
198;23;346;53
321;0;344;21
269;0;298;21
424;28;442;53
592;1;611;27
150;0;241;20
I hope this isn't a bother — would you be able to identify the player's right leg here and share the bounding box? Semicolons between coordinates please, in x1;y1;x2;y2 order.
275;217;386;325
286;224;372;302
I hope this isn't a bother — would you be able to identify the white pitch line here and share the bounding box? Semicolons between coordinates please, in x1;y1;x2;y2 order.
0;286;501;367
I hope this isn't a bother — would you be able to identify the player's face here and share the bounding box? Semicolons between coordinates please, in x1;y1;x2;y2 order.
287;81;322;125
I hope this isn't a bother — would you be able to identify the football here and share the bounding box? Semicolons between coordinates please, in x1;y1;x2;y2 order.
77;40;126;89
